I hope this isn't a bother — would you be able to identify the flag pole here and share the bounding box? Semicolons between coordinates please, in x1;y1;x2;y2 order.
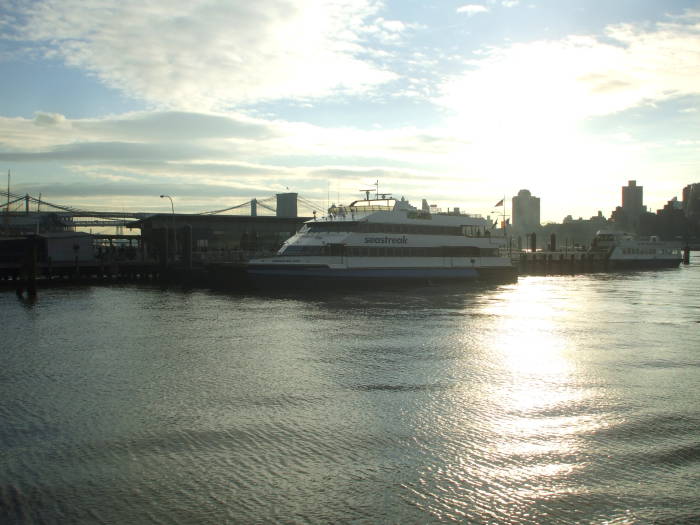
502;195;506;238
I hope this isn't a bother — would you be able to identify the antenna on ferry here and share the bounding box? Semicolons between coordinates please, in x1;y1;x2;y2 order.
375;180;379;199
360;188;373;201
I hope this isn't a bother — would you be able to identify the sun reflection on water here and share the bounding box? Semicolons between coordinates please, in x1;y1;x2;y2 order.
411;278;613;522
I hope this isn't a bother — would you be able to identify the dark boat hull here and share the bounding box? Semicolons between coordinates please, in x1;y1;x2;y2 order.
246;264;517;289
608;258;682;270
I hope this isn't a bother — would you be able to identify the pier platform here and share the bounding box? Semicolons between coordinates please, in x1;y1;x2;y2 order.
513;251;608;275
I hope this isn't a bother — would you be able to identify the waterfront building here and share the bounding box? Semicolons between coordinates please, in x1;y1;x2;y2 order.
511;189;540;233
1;211;74;236
682;183;700;223
622;180;646;224
612;180;647;232
133;214;310;262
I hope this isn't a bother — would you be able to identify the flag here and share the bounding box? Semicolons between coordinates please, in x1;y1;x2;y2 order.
494;199;503;207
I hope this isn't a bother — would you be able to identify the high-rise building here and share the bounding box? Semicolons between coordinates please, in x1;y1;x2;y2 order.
682;183;700;221
512;189;540;232
622;180;644;218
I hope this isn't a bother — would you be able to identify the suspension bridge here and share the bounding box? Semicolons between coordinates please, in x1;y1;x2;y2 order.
1;191;327;230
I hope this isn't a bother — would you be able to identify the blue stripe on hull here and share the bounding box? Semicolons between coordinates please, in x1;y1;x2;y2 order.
248;266;480;280
246;265;518;288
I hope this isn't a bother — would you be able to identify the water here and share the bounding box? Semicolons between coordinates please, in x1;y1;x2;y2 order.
2;256;700;524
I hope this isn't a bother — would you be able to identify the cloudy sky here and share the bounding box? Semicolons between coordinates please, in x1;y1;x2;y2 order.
1;0;699;221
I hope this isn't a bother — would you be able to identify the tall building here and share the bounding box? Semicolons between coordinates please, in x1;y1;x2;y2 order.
682;183;700;221
622;180;645;218
512;189;540;232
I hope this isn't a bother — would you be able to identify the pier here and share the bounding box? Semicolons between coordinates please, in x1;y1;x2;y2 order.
514;250;608;275
1;192;312;291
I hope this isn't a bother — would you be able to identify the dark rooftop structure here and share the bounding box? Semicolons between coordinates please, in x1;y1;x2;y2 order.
131;213;311;262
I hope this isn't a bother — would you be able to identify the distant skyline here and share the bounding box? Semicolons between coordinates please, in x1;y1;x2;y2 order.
1;0;699;222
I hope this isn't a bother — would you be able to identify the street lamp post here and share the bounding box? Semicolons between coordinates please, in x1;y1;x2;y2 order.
160;194;176;261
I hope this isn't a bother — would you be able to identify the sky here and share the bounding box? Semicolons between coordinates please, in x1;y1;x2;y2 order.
1;0;699;222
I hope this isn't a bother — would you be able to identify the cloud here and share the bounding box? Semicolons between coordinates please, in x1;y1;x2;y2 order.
0;107;494;213
75;111;277;141
33;112;69;127
0;141;212;162
456;4;489;16
502;0;519;7
438;14;700;134
0;110;280;154
12;0;397;110
17;181;258;199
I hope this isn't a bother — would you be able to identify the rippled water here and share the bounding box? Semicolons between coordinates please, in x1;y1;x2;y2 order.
2;256;700;524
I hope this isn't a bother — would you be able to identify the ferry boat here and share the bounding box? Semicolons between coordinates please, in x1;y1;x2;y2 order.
247;192;517;286
590;231;682;269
